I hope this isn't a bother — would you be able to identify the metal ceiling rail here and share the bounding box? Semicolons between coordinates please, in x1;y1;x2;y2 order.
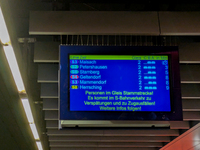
29;11;159;35
49;141;163;147
48;136;171;142
47;129;179;136
50;147;158;150
29;11;200;35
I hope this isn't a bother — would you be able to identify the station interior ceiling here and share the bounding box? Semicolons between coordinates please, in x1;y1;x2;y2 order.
1;0;200;150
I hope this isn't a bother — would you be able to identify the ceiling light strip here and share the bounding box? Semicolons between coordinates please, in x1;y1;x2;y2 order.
36;141;43;150
21;99;34;123
0;6;25;93
0;7;10;44
0;5;43;150
3;45;25;92
30;123;40;140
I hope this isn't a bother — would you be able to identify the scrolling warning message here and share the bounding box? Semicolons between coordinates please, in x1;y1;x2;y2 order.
69;55;171;111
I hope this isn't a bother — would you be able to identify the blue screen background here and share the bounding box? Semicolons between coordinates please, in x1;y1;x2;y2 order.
69;57;171;111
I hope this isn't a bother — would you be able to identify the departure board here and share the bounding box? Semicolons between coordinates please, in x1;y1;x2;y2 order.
69;55;171;112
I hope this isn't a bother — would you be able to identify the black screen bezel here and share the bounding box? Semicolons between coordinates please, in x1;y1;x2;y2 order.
59;46;182;121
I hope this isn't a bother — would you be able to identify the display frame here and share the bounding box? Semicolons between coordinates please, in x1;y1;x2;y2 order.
59;46;182;121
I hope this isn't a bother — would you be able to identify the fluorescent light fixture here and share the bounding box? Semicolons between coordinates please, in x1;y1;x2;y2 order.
21;99;40;140
3;45;25;92
1;4;42;149
0;6;10;45
30;123;40;140
21;98;34;123
0;5;25;92
36;141;43;150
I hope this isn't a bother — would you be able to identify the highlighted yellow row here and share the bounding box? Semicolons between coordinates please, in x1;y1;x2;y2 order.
70;55;168;60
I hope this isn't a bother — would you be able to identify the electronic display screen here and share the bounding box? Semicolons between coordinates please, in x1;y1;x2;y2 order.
69;55;171;112
59;46;182;121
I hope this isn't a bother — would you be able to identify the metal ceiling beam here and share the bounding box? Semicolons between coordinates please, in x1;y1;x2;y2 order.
49;141;163;147
48;136;171;142
47;129;179;136
182;100;200;111
46;120;59;128
41;83;58;98
45;110;58;120
38;64;58;83
169;121;189;129
29;11;159;35
183;112;200;121
44;110;200;121
181;84;200;98
30;11;200;35
43;99;58;110
159;12;200;35
50;147;158;150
